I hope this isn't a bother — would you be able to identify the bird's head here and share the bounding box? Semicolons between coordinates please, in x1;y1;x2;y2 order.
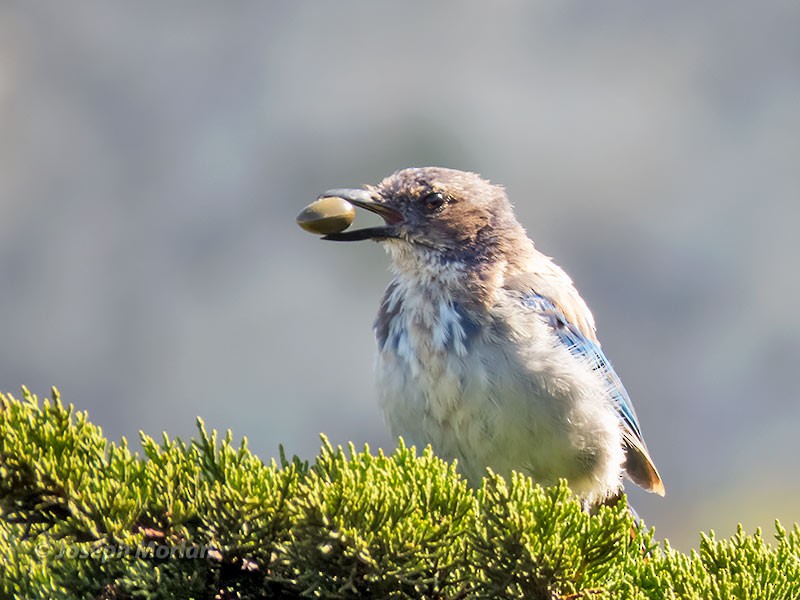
321;167;532;270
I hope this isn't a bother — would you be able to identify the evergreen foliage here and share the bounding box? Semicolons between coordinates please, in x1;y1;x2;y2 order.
1;388;798;599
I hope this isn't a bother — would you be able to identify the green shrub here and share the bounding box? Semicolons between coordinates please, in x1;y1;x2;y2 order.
1;388;798;599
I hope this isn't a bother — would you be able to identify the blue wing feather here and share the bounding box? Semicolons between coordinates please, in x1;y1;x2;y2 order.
522;293;644;441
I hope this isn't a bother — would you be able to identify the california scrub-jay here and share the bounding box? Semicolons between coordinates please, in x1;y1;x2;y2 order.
320;167;664;505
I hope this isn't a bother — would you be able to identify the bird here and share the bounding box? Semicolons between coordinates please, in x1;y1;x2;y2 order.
319;167;664;506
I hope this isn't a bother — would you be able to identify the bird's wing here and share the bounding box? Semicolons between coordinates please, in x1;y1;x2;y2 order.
511;283;665;495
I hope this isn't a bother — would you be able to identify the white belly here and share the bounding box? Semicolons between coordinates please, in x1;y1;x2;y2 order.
375;299;625;502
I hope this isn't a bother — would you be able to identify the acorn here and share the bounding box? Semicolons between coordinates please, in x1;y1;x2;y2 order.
296;196;355;235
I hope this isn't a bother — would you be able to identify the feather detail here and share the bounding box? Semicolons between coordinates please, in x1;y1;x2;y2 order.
506;273;665;496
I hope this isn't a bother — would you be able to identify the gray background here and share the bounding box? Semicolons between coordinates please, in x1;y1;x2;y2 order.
1;1;798;550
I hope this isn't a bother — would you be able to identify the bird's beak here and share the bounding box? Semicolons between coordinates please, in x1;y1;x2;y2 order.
319;188;404;241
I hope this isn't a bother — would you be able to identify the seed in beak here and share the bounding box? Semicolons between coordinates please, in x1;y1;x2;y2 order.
296;196;355;235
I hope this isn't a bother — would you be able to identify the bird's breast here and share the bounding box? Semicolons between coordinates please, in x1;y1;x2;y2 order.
372;277;626;496
373;278;545;487
373;276;485;425
376;284;478;364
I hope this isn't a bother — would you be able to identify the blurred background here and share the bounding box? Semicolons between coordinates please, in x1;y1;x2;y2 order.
1;1;798;550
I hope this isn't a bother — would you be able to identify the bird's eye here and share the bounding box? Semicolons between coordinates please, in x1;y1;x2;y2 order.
422;192;446;213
